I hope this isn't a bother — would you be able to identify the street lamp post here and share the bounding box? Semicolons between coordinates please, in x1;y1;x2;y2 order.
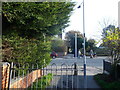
78;0;87;88
75;33;77;57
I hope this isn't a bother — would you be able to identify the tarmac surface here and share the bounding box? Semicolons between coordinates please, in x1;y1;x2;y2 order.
47;67;101;89
46;54;107;89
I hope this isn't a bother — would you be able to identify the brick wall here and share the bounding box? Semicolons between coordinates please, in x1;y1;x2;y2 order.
0;62;10;89
10;69;42;88
0;62;42;89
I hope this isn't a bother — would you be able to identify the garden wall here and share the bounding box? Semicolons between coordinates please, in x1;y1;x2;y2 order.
0;62;42;89
0;62;10;89
103;60;120;79
10;69;42;88
103;60;112;74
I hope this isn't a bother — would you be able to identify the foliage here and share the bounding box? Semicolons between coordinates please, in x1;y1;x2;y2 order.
94;47;110;56
51;37;67;52
102;25;120;81
65;30;97;54
94;73;120;89
87;39;96;52
2;2;75;66
2;35;51;66
29;73;53;89
65;30;84;53
102;25;120;60
2;2;75;38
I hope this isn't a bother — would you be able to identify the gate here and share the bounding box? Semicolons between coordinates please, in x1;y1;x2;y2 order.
8;62;84;89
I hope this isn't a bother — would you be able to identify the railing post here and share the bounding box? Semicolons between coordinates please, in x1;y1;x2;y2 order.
74;62;78;75
8;62;13;89
103;59;105;73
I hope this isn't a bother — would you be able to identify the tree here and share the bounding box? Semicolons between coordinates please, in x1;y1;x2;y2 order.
2;2;75;39
102;25;120;80
87;39;96;51
51;37;67;52
65;30;84;54
98;17;117;31
2;2;75;65
102;25;120;61
65;30;98;55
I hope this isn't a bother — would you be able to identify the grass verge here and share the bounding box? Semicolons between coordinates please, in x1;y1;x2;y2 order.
28;73;53;89
94;73;120;89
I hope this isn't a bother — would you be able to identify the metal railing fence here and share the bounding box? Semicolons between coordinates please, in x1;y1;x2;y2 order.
8;62;83;89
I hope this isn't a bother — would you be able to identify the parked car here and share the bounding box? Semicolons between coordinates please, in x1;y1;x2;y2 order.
50;51;58;58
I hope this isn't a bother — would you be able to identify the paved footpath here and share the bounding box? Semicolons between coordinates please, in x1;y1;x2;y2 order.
85;66;101;88
46;54;105;89
47;66;101;89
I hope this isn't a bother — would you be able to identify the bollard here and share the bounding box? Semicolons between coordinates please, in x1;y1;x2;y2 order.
74;62;78;75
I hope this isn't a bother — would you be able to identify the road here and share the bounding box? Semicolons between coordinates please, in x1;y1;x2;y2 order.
50;56;108;69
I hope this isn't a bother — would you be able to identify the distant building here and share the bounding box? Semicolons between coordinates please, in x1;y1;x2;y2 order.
118;1;120;27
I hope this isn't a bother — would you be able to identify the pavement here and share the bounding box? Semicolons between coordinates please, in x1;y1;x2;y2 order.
85;66;101;88
47;54;103;89
47;66;101;89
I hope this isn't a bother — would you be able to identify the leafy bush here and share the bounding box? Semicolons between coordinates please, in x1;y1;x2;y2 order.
2;35;51;66
95;47;111;56
2;35;52;76
94;73;120;89
51;37;67;52
29;73;53;89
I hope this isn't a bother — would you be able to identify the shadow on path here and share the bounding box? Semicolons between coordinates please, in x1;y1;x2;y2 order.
47;75;100;89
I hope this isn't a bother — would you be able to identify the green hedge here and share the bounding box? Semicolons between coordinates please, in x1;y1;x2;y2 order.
28;73;53;89
2;35;51;65
3;35;52;76
94;74;120;89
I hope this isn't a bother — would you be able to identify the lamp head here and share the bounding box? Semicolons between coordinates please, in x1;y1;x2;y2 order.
78;5;81;8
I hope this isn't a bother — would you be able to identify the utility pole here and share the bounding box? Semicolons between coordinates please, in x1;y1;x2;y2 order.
75;33;77;57
83;0;87;88
78;0;87;88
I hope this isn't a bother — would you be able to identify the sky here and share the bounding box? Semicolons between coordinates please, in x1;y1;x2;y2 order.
63;0;120;46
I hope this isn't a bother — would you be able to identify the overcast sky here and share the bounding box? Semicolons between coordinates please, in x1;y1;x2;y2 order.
63;0;120;45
